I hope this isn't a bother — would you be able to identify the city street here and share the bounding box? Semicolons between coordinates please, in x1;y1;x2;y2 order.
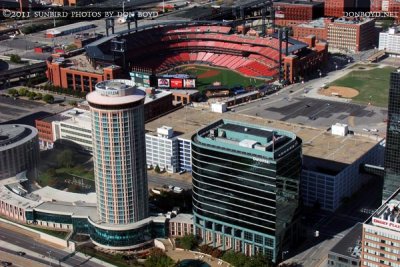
0;223;108;267
148;173;192;190
283;176;382;267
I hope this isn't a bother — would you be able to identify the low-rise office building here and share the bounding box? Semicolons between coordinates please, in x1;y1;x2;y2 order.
293;17;377;52
169;213;194;237
293;18;330;41
301;139;384;211
273;0;324;27
146;108;384;212
35;88;174;151
327;18;376;52
146;126;179;173
379;27;400;56
328;223;363;267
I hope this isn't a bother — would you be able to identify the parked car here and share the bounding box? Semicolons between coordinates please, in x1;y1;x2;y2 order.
17;251;25;256
173;187;183;193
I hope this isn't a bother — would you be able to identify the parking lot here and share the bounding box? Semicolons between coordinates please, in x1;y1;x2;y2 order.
0;95;69;126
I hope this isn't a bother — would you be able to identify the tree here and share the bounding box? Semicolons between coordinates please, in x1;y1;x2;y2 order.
178;234;198;250
27;91;37;100
43;94;55;104
68;100;77;106
18;87;28;96
155;165;161;173
10;54;21;63
222;251;273;267
7;88;18;96
35;93;43;100
144;248;174;267
65;44;78;51
56;149;74;168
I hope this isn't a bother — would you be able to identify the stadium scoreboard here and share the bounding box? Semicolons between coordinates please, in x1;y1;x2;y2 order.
129;71;151;87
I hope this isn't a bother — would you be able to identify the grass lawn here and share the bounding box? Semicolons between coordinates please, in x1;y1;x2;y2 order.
25;225;70;239
77;245;141;267
183;65;268;92
329;66;395;107
37;147;95;193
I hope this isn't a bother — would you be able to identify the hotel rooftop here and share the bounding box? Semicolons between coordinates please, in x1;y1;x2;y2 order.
366;187;400;231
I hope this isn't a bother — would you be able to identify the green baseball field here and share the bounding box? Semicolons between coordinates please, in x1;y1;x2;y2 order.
328;66;395;107
178;65;268;92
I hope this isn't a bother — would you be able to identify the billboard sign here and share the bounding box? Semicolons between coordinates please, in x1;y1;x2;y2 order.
275;11;285;18
183;79;196;88
170;78;183;88
158;78;170;88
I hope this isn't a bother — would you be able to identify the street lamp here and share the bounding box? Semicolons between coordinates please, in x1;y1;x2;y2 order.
47;251;52;267
282;250;289;261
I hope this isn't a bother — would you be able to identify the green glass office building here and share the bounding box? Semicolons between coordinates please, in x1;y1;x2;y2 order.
383;70;400;202
191;120;302;262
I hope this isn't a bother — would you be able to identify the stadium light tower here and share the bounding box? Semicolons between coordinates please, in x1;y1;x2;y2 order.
122;0;130;14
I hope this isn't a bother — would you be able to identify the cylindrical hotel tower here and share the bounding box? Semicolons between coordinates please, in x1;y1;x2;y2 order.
87;80;148;224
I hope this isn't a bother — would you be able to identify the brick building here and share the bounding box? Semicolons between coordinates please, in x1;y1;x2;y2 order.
327;18;377;52
273;0;324;27
371;0;400;13
35;118;54;150
325;0;355;17
283;35;328;83
293;17;377;52
46;54;122;92
293;18;331;41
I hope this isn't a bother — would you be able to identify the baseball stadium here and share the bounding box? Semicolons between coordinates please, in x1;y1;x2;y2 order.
46;21;328;94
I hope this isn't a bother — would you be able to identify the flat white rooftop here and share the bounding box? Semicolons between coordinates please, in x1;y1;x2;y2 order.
33;186;97;204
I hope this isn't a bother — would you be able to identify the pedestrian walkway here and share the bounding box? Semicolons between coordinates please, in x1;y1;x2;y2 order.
166;249;230;267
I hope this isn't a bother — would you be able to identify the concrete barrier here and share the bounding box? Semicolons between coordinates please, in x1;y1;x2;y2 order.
154;239;166;251
0;218;75;251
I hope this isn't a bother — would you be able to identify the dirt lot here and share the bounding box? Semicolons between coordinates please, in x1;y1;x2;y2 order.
319;86;359;98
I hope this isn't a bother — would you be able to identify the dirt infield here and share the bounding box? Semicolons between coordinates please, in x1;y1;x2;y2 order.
319;86;359;98
197;69;221;78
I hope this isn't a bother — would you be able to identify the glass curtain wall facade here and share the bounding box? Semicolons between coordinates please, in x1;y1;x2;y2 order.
383;70;400;201
191;120;302;262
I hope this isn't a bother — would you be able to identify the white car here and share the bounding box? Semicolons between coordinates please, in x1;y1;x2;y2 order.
173;187;183;193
